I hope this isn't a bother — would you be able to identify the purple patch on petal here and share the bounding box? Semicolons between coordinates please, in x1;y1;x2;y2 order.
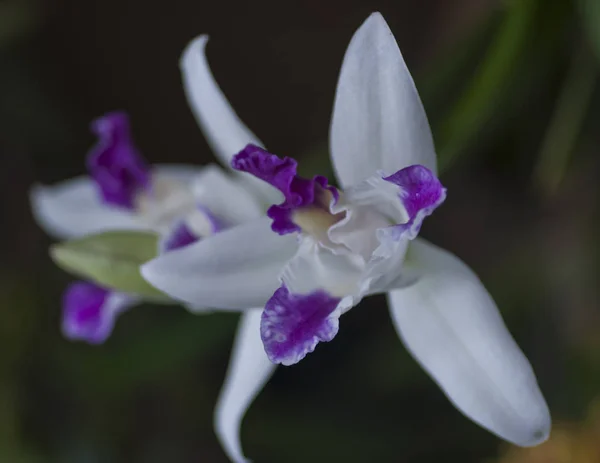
86;112;150;209
383;165;446;240
196;204;225;235
231;144;338;235
62;281;127;344
159;204;225;253
160;221;199;253
260;285;341;365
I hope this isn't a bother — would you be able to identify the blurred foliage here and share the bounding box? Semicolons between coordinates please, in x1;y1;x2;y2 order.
533;46;597;196
1;0;599;462
0;0;39;51
579;0;600;60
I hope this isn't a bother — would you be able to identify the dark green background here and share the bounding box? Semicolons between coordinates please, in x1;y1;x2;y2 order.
1;0;599;461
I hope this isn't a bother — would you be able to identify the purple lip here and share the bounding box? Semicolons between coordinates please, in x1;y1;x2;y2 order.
261;285;341;365
87;111;150;209
232;144;338;235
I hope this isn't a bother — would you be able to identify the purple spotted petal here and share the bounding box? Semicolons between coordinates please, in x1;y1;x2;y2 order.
62;281;133;344
159;204;225;253
383;165;446;240
260;285;341;365
196;204;225;235
160;221;199;253
87;112;150;209
231;144;338;235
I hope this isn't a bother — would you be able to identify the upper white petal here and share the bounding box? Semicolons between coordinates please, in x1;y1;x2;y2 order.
30;176;143;239
153;164;205;186
215;309;276;463
330;12;437;187
141;217;297;309
180;36;280;204
388;239;551;447
191;164;264;224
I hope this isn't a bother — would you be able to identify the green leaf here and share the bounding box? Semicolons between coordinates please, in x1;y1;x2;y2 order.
533;47;597;196
49;231;170;302
436;0;538;171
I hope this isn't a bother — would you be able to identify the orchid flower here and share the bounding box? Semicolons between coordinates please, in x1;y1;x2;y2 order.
30;111;265;342
31;107;276;460
142;12;551;460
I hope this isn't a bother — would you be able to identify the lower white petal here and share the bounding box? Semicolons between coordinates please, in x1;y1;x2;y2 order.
215;309;276;463
30;177;143;239
388;239;550;447
141;217;297;309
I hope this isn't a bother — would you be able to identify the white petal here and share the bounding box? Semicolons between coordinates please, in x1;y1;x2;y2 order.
30;177;143;240
153;164;205;186
141;217;297;309
215;309;276;463
388;239;551;447
281;236;364;300
191;164;264;224
330;12;437;187
180;36;280;204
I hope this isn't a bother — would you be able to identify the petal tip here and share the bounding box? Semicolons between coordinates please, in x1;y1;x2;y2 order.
139;259;159;284
504;384;552;448
516;409;552;447
181;34;209;67
359;11;391;35
366;11;385;24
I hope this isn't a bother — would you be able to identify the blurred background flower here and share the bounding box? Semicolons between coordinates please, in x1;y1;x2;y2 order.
1;0;599;461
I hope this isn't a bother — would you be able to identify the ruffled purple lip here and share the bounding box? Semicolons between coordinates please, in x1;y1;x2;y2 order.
87;111;150;210
231;144;338;235
260;285;341;365
383;164;446;240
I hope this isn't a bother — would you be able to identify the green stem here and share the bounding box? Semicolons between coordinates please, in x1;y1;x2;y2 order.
437;0;538;173
533;46;597;196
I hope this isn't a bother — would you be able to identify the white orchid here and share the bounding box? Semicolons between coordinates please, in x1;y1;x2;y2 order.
30;110;265;339
142;12;552;462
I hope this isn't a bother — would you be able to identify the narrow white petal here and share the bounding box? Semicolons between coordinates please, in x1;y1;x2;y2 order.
191;164;264;224
141;218;297;309
180;36;279;204
30;177;143;239
215;309;276;463
388;239;551;447
330;12;437;187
